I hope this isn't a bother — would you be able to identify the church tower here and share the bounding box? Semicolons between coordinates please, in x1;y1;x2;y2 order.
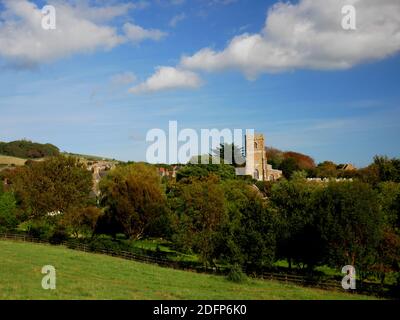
245;133;267;181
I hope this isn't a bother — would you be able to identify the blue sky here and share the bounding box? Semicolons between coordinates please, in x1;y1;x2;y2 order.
0;0;400;167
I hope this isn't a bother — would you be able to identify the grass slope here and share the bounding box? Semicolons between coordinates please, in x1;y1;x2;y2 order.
0;155;27;166
0;241;375;300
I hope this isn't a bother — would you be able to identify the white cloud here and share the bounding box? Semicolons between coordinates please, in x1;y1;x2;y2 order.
0;0;126;66
0;0;166;67
123;22;167;43
111;72;137;85
129;66;202;94
169;13;186;27
181;0;400;79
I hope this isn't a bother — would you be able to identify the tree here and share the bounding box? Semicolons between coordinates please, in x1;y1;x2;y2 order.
266;147;284;168
377;182;400;228
62;206;103;238
373;156;400;183
283;151;316;170
0;192;18;231
11;155;93;221
315;181;384;278
99;163;167;239
279;157;300;179
215;180;276;272
169;175;227;265
315;161;338;178
270;179;324;270
176;161;236;181
213;143;245;167
371;229;400;284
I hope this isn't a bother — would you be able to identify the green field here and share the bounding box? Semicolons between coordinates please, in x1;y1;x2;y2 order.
0;241;376;300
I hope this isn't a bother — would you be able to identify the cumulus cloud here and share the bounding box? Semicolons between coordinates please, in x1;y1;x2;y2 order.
181;0;400;79
0;0;125;66
129;66;202;94
0;0;166;67
123;22;167;43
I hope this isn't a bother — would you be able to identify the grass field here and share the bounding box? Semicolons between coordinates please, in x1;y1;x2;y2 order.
0;155;27;166
0;240;376;300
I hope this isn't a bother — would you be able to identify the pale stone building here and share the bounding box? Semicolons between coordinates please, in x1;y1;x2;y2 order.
236;133;282;181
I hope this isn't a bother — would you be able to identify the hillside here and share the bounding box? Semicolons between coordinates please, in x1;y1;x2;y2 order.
0;240;375;300
0;140;59;159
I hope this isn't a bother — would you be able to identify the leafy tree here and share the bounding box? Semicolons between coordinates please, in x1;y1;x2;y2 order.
213;143;245;167
99;163;167;239
0;192;18;231
62;206;103;238
373;156;400;182
315;161;338;178
278;157;300;179
283;151;316;170
315;181;384;278
377;182;400;228
169;175;227;265
371;229;400;284
266;147;284;168
270;179;324;270
215;180;276;272
176;161;236;181
11;155;93;220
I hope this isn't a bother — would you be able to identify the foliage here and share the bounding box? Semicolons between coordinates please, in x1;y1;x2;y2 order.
99;163;167;239
226;264;247;283
283;151;316;170
270;179;324;270
10;155;93;220
26;220;54;240
279;157;300;179
315;161;338;178
213;143;246;167
62;206;103;238
169;175;227;264
0;192;18;231
176;162;236;181
212;180;276;272
0;140;59;159
314;181;384;276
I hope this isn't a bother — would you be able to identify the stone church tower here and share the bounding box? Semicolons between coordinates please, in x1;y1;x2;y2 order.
242;133;282;181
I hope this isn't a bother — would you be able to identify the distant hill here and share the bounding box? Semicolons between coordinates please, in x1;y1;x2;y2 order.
0;140;59;159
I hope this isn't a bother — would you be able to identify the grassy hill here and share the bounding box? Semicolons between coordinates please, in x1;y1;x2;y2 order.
0;155;27;167
0;240;375;300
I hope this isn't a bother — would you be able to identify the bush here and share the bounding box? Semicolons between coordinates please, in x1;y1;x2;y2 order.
49;226;69;244
226;264;247;283
27;221;53;240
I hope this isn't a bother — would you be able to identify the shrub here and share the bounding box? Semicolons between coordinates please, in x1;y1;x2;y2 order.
27;221;53;240
226;264;247;283
49;226;69;244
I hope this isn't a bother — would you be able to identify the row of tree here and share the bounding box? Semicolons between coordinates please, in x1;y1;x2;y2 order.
1;154;399;286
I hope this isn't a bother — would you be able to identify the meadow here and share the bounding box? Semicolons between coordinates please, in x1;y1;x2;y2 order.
0;240;376;300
